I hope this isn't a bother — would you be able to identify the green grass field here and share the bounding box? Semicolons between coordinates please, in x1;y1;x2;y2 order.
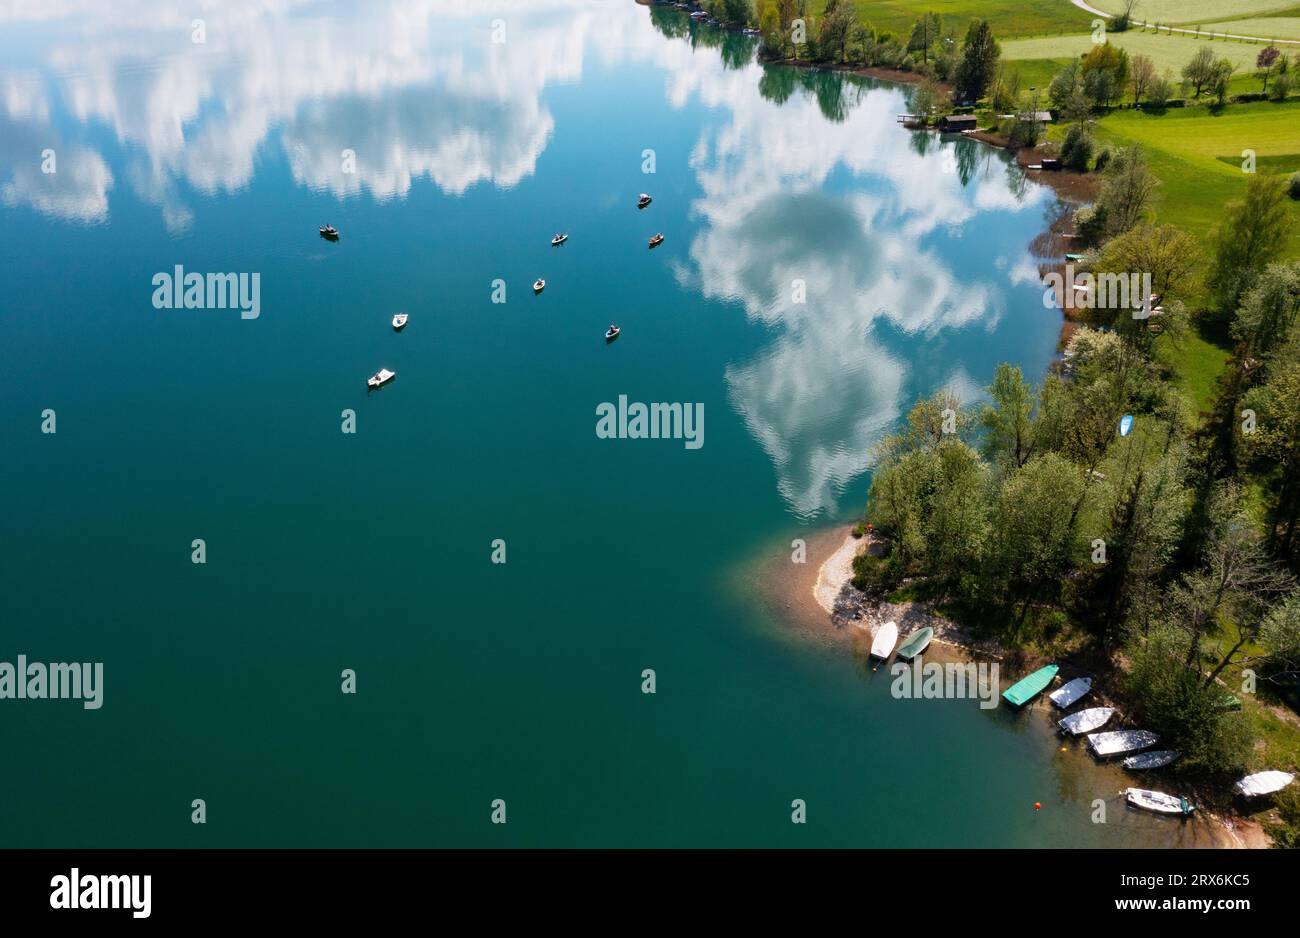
1001;29;1273;73
1202;16;1300;38
1089;0;1300;23
810;0;1092;40
1088;100;1300;253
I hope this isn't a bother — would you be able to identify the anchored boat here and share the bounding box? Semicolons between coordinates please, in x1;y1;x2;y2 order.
1123;750;1179;771
1087;729;1159;757
1001;664;1059;707
605;324;620;341
367;368;395;390
551;233;568;246
1234;770;1295;797
1125;788;1194;816
648;233;664;248
392;313;408;332
1049;676;1092;708
533;279;545;294
637;193;652;208
319;224;339;239
870;620;899;662
895;626;933;661
1058;707;1114;736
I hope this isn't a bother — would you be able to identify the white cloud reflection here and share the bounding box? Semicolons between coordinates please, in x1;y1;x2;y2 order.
0;0;1047;516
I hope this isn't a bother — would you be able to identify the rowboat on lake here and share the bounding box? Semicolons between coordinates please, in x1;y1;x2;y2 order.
391;313;408;331
895;627;933;661
1048;676;1092;708
367;368;396;390
1123;750;1179;771
1125;788;1194;816
1058;707;1114;736
1087;729;1159;757
1001;664;1059;707
870;621;899;662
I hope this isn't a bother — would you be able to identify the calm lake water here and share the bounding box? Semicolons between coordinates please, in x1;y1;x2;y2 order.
1;1;1207;847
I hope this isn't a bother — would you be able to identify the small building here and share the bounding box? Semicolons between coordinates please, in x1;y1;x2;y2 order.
938;114;977;132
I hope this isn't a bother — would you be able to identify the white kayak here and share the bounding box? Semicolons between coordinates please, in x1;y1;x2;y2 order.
1234;771;1295;797
1087;729;1159;757
1049;677;1092;709
1123;750;1179;771
870;620;899;660
1058;707;1114;736
1125;788;1194;816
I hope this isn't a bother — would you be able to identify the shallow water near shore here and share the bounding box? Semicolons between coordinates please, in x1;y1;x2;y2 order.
0;0;1227;846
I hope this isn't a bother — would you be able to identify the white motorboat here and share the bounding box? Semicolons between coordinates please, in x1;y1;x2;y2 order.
605;324;620;341
551;233;568;246
870;620;899;660
533;279;545;293
319;224;339;238
638;193;652;208
391;313;408;331
1087;729;1159;757
1125;788;1194;816
1058;707;1114;736
1234;770;1295;797
367;368;395;390
1123;750;1179;771
1049;676;1092;708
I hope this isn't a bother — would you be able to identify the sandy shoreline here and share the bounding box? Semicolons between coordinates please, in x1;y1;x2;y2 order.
760;523;1271;848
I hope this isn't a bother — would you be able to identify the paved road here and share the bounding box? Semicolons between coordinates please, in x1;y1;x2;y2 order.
1068;0;1300;44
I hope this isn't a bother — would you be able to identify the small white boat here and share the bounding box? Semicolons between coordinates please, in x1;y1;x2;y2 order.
319;224;339;238
870;620;899;660
391;313;408;332
1058;707;1114;736
638;193;652;208
367;368;395;390
1049;676;1092;708
648;233;664;248
1125;788;1194;816
1087;729;1159;757
551;233;568;246
605;324;620;341
1123;750;1179;771
1234;770;1295;797
533;279;545;293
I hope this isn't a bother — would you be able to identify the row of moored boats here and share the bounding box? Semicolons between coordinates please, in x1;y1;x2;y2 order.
867;633;1297;817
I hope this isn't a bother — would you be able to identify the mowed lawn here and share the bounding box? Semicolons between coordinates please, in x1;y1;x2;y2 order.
1001;29;1272;73
1089;0;1300;23
1206;17;1300;39
809;0;1091;40
1090;100;1300;253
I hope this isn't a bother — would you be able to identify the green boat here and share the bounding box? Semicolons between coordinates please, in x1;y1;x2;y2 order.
896;627;934;661
1001;664;1059;707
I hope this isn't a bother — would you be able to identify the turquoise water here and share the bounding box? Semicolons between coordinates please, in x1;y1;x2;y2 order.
1;1;1191;847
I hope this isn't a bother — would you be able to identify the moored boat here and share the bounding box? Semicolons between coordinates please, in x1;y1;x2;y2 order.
1087;729;1159;757
1058;707;1114;736
1049;676;1092;708
367;368;396;390
533;279;545;293
605;324;620;341
1125;788;1194;816
1123;750;1179;771
551;233;568;246
895;626;933;661
1234;770;1295;797
392;313;408;331
870;620;899;661
319;224;339;239
648;233;664;248
638;193;652;208
1001;664;1059;707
